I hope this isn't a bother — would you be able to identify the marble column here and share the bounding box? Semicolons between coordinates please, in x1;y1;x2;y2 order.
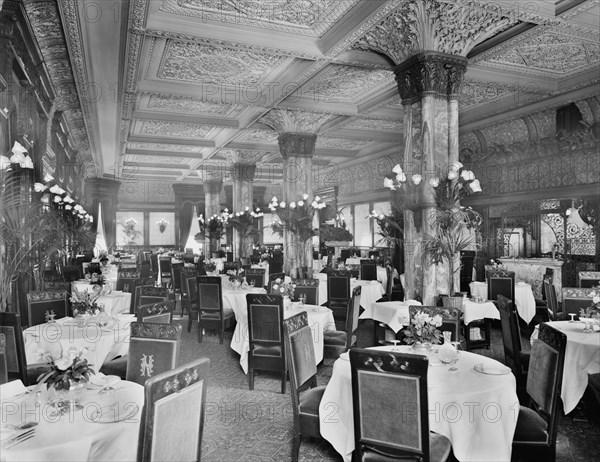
394;52;467;304
278;133;317;276
85;178;121;251
231;162;256;259
204;176;223;255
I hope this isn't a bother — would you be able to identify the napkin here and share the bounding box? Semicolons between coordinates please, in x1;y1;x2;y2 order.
0;380;27;400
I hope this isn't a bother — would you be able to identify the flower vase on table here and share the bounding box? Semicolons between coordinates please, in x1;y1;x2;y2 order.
402;309;443;351
412;341;433;352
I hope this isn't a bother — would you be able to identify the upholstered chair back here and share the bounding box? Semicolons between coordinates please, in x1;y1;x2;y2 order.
136;301;175;324
486;270;516;302
26;290;68;327
290;279;319;305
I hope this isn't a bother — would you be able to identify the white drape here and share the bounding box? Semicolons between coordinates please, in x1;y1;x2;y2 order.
184;206;203;254
93;202;108;257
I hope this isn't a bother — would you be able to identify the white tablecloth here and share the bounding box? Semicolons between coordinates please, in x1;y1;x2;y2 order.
96;291;132;316
469;282;536;324
319;345;519;462
222;288;267;320
345;258;361;265
315;274;384;309
531;321;600;414
360;300;422;333
72;280;117;293
0;380;143;462
231;304;335;373
23;315;133;373
463;300;500;325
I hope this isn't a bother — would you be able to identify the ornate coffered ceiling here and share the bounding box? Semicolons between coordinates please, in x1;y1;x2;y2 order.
21;0;598;187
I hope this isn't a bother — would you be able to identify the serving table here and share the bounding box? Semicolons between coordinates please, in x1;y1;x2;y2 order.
231;304;335;373
23;315;133;373
531;321;600;414
0;379;143;461
319;345;519;462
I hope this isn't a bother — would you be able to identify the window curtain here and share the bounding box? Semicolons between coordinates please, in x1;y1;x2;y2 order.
93;202;108;257
184;206;203;254
180;202;194;251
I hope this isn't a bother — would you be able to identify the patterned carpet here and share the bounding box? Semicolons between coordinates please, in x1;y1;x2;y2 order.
172;316;600;462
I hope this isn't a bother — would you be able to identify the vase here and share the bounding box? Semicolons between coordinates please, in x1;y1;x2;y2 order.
412;341;433;352
50;379;87;414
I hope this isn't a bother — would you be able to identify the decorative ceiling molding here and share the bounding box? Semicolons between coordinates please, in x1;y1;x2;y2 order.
338;117;402;132
219;148;266;164
158;0;360;38
352;0;516;65
233;129;279;145
138;120;216;139
259;109;333;133
127;142;203;153
141;93;241;116
316;135;374;150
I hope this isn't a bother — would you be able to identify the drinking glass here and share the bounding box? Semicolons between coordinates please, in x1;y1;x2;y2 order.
568;313;576;323
390;340;401;352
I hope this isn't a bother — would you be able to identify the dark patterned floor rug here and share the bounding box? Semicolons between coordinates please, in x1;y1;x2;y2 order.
172;316;600;462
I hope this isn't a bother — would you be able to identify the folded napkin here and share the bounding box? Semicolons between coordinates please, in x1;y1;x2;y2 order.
0;380;27;400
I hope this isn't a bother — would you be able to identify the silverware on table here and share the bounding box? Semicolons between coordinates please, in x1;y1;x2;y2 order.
1;428;36;449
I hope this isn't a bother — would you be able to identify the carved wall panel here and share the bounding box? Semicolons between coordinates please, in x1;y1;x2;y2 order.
118;180;176;203
316;136;374;150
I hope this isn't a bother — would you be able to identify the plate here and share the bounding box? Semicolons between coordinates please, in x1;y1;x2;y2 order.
91;402;139;423
473;363;511;375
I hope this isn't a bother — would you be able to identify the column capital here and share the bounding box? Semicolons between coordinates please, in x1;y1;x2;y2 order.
278;132;317;160
204;177;223;195
394;52;468;104
230;162;257;182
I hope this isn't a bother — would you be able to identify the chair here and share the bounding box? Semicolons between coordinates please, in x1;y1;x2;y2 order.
197;276;235;344
136;301;175;324
349;348;452;462
283;312;326;462
324;286;361;359
149;253;159;276
26;291;68;327
139;260;151;278
136;286;170;310
0;333;7;385
290;278;319;305
497;295;530;396
246;293;286;394
116;269;141;292
269;272;285;284
182;275;200;333
486;270;515;303
159;257;172;284
125;322;182;385
245;268;266;288
0;312;47;386
137;357;210;462
579;271;600;288
130;277;156;314
512;323;567;462
408;305;462;343
327;270;351;320
360;262;377;281
562;287;596;320
270;257;283;275
170;262;185;311
543;279;562;321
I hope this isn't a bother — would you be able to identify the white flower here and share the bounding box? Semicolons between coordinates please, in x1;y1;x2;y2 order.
272;196;278;202
0;155;10;170
65;204;72;210
11;141;27;156
9;151;25;165
378;214;384;220
392;164;402;174
396;172;406;183
22;156;34;169
279;287;285;293
592;295;600;304
311;201;318;208
275;278;282;283
469;179;482;193
44;173;54;182
55;358;71;371
431;315;443;327
245;206;249;211
89;216;94;223
302;193;309;200
449;161;463;172
383;177;395;189
298;200;304;206
412;174;422;185
50;185;62;194
34;182;47;192
53;195;62;203
280;201;286;208
461;170;475;181
289;201;296;209
429;178;440;187
448;171;458;180
315;196;321;201
318;203;326;209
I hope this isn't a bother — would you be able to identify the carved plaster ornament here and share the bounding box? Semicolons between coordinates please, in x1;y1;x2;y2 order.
220;149;265;165
260;109;332;134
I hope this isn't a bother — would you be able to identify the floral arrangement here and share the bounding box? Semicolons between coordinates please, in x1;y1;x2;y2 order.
271;278;296;298
119;217;142;245
228;207;263;236
580;292;600;319
227;268;245;282
85;272;106;286
204;259;217;272
199;211;229;240
70;288;103;317
157;218;169;233
402;310;443;345
369;207;404;249
260;252;271;263
268;194;326;243
37;346;95;390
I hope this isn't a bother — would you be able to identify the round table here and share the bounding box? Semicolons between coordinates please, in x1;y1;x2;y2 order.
0;380;143;461
469;281;536;324
319;345;519;462
531;321;600;414
23;315;133;373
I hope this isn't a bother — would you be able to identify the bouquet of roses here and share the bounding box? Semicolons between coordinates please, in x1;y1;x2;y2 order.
70;288;103;317
271;278;296;298
402;310;443;345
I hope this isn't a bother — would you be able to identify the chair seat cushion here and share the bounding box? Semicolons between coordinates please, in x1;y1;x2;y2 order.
200;307;234;320
298;385;326;417
513;405;548;442
362;432;451;462
324;330;347;346
252;345;282;357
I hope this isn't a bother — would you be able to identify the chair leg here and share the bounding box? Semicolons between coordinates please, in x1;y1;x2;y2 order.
291;433;302;462
248;370;254;390
281;371;286;394
198;318;203;343
187;309;194;332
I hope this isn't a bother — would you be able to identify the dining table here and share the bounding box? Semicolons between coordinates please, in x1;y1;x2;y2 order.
231;303;335;374
531;320;600;414
23;315;133;374
319;345;519;462
0;378;143;461
469;281;536;324
360;300;422;333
